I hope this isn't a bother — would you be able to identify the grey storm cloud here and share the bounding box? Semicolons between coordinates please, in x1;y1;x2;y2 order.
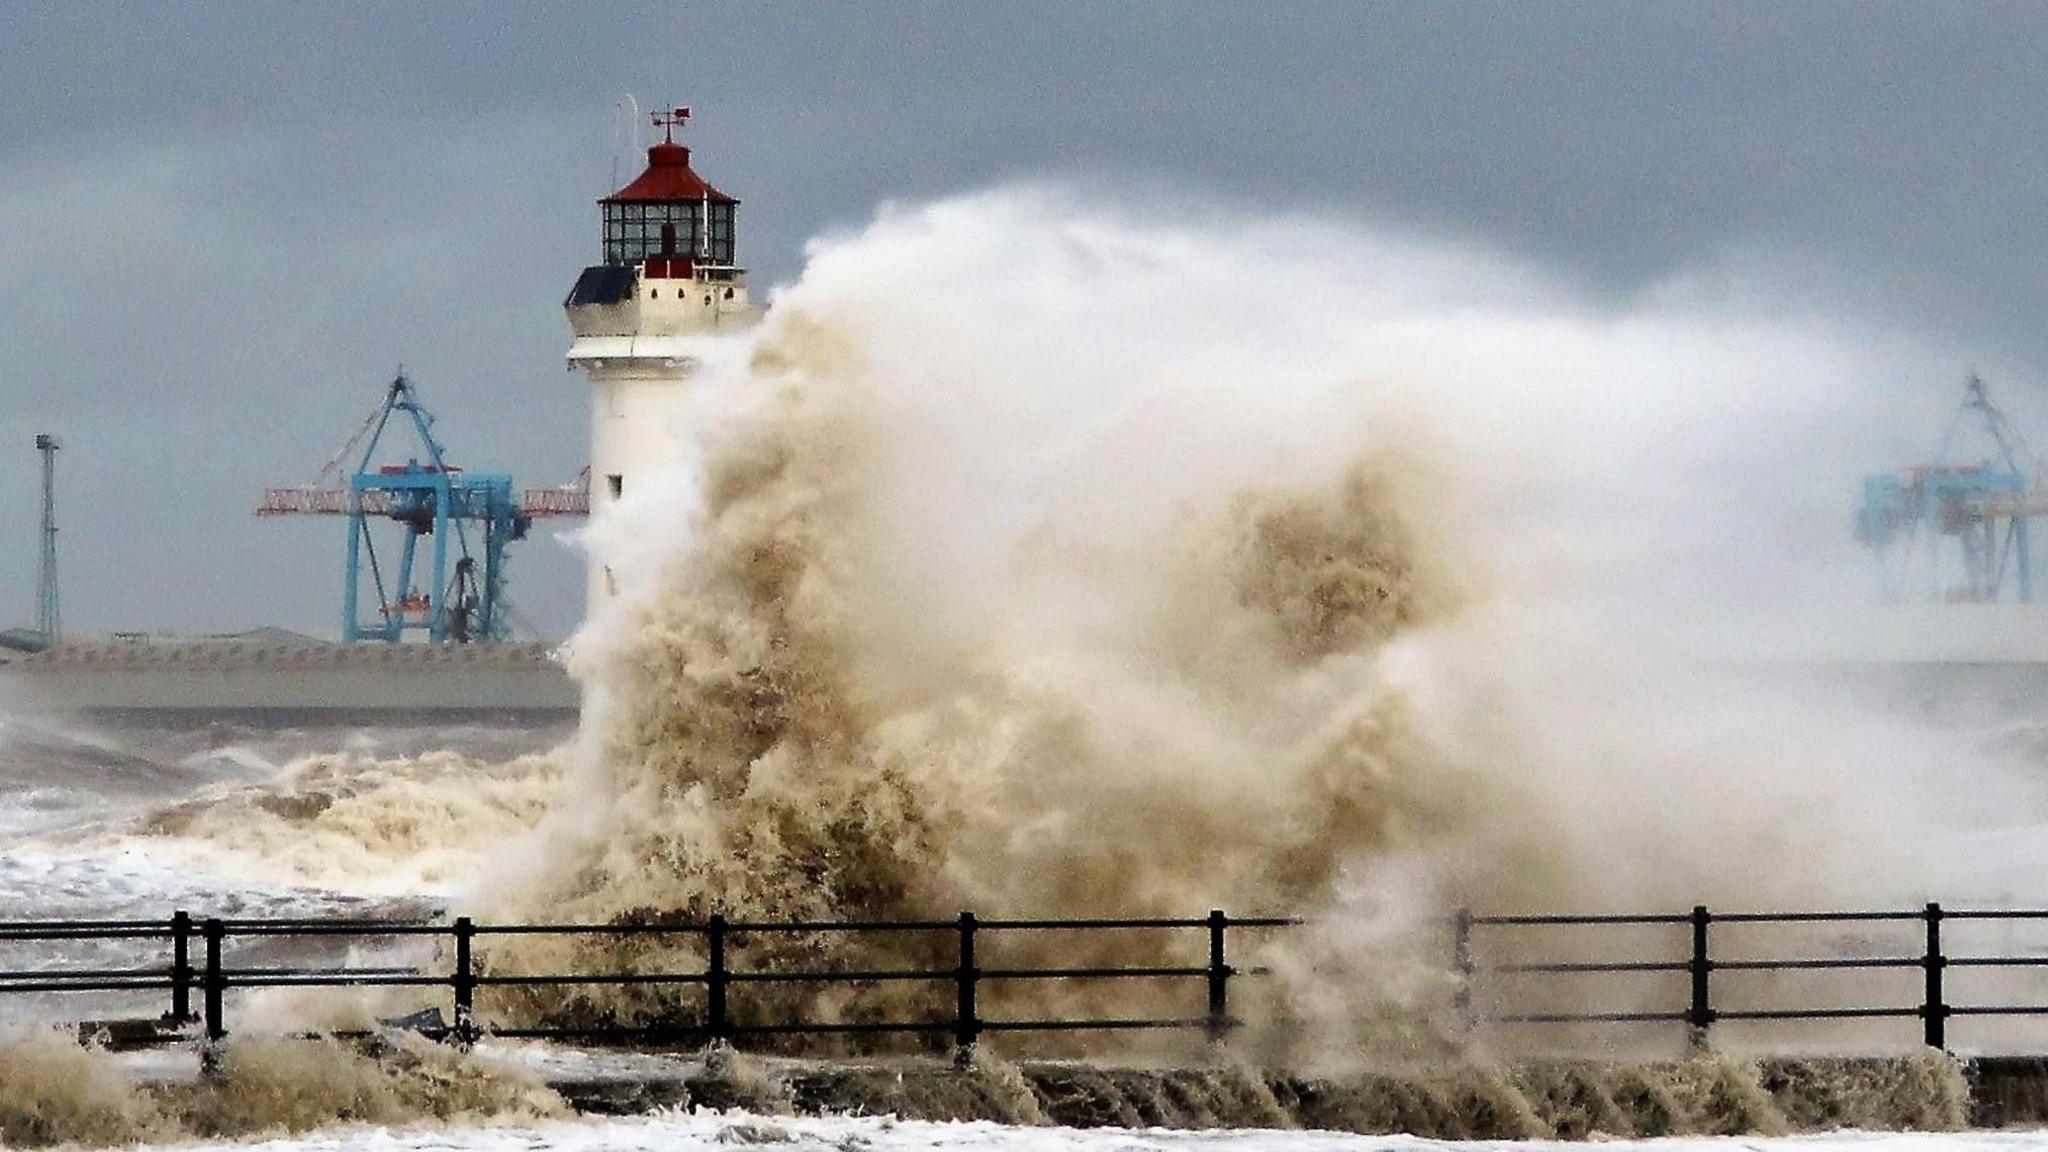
5;1;2048;637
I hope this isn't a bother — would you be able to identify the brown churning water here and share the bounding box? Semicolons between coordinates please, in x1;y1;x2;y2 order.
82;189;2048;1062
468;190;2048;1044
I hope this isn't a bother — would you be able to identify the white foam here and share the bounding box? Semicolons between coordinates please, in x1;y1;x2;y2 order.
93;1111;2048;1152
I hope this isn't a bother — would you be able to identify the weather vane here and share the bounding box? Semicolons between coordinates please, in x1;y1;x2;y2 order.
653;106;692;143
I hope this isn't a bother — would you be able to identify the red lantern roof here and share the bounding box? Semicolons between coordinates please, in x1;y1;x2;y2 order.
602;141;738;205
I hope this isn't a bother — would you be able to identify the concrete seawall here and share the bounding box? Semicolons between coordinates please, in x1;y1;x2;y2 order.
0;636;577;713
542;1053;2048;1137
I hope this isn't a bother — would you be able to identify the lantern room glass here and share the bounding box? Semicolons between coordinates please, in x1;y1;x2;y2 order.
603;201;737;266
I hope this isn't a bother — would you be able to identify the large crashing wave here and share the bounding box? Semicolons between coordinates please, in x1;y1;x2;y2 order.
466;188;2048;1036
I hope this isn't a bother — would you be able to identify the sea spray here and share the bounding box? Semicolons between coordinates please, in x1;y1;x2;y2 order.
0;1031;1979;1145
172;1033;566;1136
485;397;1479;1034
0;1029;166;1146
0;1030;562;1147
464;188;2048;1043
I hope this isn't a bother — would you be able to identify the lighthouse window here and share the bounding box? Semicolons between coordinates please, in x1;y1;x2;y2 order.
603;201;708;265
607;474;623;499
707;202;736;264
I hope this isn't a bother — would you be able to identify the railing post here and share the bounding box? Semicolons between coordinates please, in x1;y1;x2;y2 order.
1206;909;1231;1043
451;916;475;1047
1923;901;1947;1050
954;911;980;1066
1687;905;1714;1045
706;913;729;1048
169;910;191;1023
1452;907;1475;1033
202;917;225;1042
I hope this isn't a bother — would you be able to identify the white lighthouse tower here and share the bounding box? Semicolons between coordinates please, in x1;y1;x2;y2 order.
565;106;759;611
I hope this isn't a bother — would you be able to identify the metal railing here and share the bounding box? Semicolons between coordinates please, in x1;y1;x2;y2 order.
15;903;2048;1053
1455;903;2048;1049
0;909;1297;1052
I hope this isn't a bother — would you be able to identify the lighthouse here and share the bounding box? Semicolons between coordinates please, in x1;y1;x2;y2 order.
565;106;759;611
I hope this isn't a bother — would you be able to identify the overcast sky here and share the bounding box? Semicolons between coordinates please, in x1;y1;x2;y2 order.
7;2;2048;638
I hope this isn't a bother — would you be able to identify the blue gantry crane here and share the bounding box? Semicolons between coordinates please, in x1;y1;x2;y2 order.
1857;374;2047;604
258;373;587;643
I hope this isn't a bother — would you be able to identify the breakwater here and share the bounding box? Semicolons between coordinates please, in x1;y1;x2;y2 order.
550;1052;2030;1138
